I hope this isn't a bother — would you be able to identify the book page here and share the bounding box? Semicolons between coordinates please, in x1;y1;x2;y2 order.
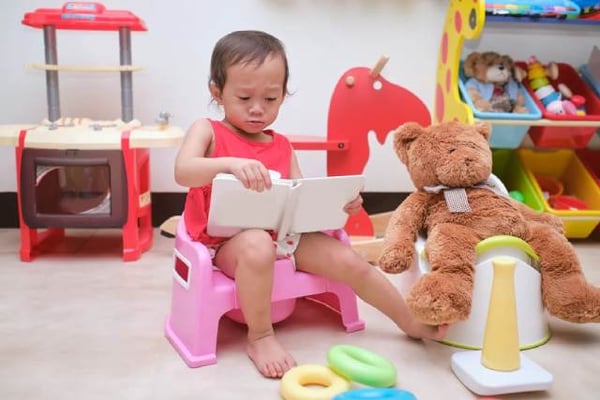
290;175;364;234
207;173;364;238
207;173;293;237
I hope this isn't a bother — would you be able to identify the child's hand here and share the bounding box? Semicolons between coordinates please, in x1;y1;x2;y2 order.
230;159;272;192
343;194;363;215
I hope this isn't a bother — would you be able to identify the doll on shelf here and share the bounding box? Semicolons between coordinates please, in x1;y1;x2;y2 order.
523;56;585;115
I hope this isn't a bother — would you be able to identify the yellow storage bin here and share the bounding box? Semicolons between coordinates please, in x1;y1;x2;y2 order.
518;149;600;239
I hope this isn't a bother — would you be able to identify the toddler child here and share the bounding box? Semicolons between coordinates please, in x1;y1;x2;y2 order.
174;30;447;379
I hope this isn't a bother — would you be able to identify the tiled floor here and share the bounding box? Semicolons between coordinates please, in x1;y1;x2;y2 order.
0;228;599;400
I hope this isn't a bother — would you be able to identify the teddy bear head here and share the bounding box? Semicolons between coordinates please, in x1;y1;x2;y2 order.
463;51;522;84
393;121;492;190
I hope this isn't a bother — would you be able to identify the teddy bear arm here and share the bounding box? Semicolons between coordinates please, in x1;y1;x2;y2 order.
378;194;426;273
514;201;565;234
512;91;529;114
385;193;426;241
467;88;492;111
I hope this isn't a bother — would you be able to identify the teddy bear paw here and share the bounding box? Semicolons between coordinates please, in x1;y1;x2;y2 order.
377;246;414;274
406;272;473;325
513;105;529;114
474;100;492;112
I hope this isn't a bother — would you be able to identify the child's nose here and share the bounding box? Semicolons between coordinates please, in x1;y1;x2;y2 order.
249;102;264;114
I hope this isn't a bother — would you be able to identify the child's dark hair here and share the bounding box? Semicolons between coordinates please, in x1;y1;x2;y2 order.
210;30;289;94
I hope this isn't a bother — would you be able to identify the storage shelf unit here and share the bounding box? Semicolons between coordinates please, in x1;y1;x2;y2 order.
434;1;600;238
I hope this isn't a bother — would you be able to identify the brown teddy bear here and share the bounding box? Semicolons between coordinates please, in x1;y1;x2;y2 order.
463;51;529;114
378;120;600;325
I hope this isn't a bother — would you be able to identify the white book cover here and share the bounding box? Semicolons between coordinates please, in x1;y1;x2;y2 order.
207;173;365;240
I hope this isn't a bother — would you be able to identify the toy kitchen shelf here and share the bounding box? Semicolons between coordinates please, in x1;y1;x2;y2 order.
0;3;185;262
0;123;183;150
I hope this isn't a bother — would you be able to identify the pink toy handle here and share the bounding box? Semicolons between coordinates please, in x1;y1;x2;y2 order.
562;100;577;115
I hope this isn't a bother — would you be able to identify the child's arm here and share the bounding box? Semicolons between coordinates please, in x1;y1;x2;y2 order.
287;151;303;179
174;118;272;191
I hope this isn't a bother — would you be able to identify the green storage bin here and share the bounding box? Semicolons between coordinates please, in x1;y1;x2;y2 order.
492;149;545;213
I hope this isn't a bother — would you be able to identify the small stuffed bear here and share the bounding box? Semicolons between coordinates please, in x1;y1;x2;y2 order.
378;120;600;325
463;51;528;114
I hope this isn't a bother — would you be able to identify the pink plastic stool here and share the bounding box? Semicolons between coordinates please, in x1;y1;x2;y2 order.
164;218;366;367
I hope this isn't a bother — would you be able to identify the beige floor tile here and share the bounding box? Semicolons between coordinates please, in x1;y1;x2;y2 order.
0;228;599;399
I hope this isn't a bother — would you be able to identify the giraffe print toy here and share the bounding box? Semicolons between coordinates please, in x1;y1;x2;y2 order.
435;0;486;124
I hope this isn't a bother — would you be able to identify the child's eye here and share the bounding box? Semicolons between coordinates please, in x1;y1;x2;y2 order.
265;97;278;102
238;96;250;101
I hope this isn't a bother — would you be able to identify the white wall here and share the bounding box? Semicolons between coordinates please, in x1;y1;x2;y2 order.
0;0;448;193
0;1;598;193
463;21;599;67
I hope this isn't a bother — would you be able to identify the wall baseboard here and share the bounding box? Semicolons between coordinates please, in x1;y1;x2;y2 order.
0;192;408;228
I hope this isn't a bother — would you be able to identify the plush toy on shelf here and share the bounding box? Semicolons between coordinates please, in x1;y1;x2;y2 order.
378;120;600;326
521;55;585;115
463;51;529;113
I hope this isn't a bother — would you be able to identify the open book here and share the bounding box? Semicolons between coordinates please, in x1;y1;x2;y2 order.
207;173;365;241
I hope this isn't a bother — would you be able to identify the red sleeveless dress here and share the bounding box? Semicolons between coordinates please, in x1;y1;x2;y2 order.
183;120;293;245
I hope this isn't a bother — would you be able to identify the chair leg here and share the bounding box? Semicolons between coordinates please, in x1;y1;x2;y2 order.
309;283;365;333
165;307;224;368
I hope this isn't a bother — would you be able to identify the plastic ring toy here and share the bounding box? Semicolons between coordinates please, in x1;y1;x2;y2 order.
333;388;417;400
327;345;397;388
280;364;350;400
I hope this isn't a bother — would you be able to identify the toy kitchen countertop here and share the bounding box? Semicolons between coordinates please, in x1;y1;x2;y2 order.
0;118;184;149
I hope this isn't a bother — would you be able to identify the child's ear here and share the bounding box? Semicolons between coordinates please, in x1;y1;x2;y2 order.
209;81;223;104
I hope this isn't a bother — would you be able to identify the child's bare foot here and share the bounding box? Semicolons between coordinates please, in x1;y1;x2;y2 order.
246;334;296;378
405;321;449;341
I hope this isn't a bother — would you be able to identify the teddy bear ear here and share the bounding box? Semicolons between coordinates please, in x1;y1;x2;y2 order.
393;122;424;164
474;121;492;140
463;52;480;78
500;54;514;68
513;65;527;83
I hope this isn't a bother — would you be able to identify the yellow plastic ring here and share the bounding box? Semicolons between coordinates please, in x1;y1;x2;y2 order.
327;345;397;388
280;364;350;400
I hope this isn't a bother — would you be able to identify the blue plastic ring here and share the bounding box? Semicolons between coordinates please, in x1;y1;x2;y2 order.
333;388;417;400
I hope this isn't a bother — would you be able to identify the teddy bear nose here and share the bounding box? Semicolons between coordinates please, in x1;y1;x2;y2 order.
498;65;505;70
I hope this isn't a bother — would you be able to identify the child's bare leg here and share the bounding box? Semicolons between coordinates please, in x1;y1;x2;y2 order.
216;229;296;378
295;233;448;340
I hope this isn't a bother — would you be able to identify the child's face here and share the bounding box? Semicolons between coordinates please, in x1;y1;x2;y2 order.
212;54;286;135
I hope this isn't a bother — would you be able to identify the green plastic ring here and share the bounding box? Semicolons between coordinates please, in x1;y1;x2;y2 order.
327;345;397;388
